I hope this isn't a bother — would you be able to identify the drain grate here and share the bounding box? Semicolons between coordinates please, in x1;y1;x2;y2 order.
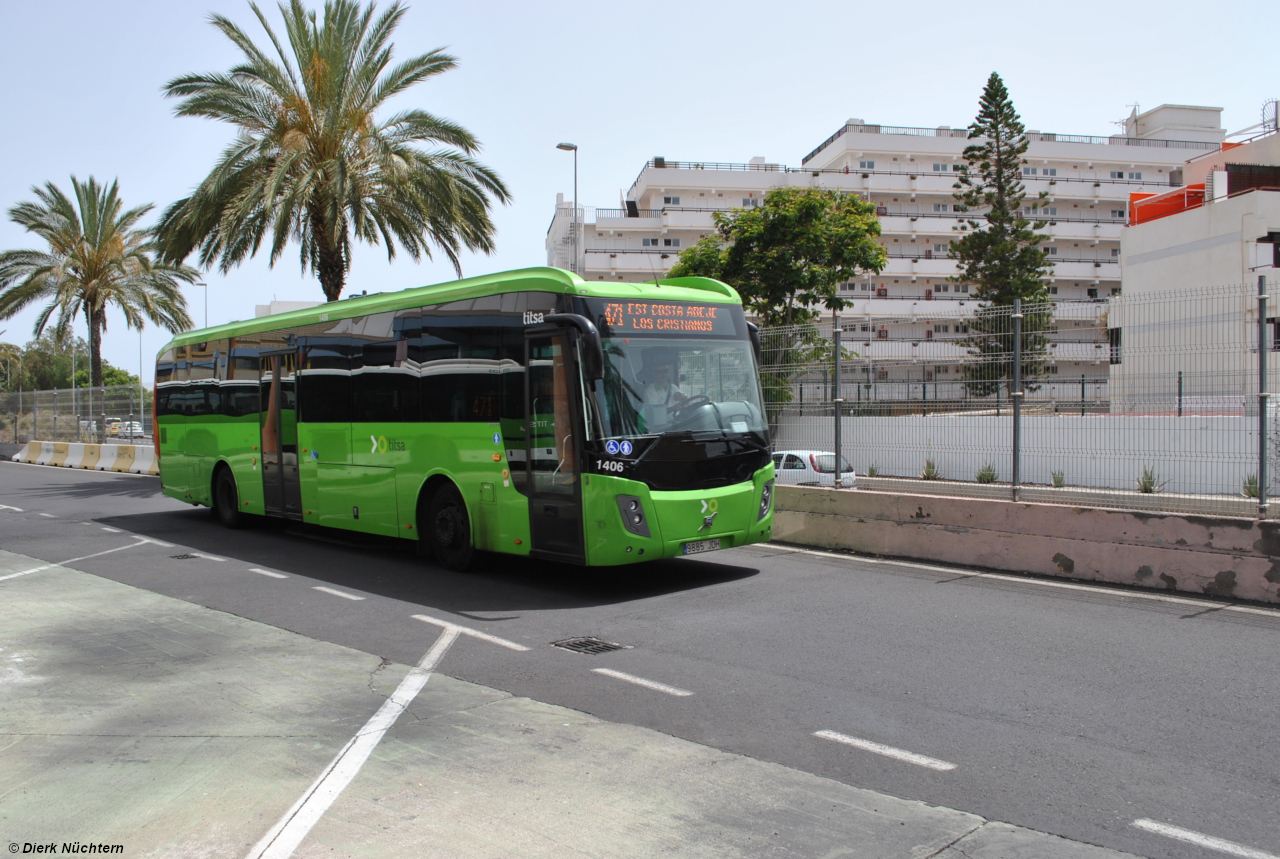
552;637;631;655
170;553;198;560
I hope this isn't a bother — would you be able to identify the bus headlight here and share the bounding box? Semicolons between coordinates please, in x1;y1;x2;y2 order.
758;479;774;521
616;495;651;537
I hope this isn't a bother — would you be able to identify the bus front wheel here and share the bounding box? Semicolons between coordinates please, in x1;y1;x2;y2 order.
426;484;475;571
213;467;246;530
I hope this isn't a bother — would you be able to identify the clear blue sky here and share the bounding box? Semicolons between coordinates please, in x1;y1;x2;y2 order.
1;0;1273;384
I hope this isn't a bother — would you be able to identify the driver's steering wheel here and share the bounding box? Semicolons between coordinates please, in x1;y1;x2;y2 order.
671;394;712;413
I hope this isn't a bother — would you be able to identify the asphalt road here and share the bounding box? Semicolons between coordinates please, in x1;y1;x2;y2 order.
3;460;1279;859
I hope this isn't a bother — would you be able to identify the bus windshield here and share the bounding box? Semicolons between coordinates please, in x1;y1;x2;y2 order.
594;335;766;439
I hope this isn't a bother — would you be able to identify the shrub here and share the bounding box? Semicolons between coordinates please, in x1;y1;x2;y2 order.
1243;474;1259;499
1051;470;1065;488
921;459;941;480
976;464;997;484
1136;467;1165;494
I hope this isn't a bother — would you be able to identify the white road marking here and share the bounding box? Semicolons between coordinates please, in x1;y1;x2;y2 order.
249;612;528;859
1132;819;1280;859
38;513;55;518
0;504;23;512
136;536;176;548
246;625;461;859
412;614;531;651
772;546;1280;619
592;667;693;697
100;527;121;533
814;729;957;772
250;568;288;579
190;552;227;562
0;541;149;583
312;586;364;601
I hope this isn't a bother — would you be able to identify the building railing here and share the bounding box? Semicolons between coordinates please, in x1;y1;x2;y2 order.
626;159;1188;199
592;208;664;219
801;123;1222;164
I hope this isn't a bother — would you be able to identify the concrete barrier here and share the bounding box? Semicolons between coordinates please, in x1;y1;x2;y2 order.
130;445;159;475
9;440;157;476
773;485;1280;604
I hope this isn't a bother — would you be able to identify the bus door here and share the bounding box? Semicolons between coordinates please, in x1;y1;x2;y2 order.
524;328;586;563
260;350;303;520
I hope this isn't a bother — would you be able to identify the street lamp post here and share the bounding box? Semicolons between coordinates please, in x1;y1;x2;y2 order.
556;143;578;274
199;282;208;328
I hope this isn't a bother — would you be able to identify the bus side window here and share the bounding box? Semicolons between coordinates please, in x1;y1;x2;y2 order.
297;338;353;423
223;348;262;419
354;311;419;423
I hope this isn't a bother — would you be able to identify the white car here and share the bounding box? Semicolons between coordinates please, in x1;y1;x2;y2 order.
771;450;856;488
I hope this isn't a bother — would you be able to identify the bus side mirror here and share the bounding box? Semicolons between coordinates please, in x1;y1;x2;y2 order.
545;313;605;381
747;322;762;365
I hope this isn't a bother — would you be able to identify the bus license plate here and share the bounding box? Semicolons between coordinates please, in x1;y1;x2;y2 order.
683;539;721;555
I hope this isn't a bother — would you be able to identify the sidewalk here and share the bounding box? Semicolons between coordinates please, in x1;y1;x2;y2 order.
0;549;1138;859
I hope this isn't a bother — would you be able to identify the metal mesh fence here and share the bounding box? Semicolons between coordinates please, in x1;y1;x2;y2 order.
0;384;153;444
764;283;1276;517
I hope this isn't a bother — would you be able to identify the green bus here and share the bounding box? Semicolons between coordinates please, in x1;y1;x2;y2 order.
154;267;775;569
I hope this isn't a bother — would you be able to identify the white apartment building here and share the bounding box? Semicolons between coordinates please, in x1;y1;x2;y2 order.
547;104;1225;389
1109;125;1280;409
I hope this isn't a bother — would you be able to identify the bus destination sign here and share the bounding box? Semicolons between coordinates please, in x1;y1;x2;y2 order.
598;301;736;336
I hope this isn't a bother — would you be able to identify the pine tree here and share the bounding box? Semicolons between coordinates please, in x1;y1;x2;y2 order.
951;73;1053;397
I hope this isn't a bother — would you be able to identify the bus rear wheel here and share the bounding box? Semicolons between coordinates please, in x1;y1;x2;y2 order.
426;484;475;571
213;467;246;529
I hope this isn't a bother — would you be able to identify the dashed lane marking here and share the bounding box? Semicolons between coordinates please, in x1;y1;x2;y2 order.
1132;819;1280;859
412;614;530;651
100;527;121;533
38;513;55;518
815;730;957;772
250;568;288;579
189;552;226;562
0;504;23;512
313;586;364;601
592;667;693;697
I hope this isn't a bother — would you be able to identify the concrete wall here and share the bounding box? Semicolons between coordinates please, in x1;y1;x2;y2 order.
773;485;1280;604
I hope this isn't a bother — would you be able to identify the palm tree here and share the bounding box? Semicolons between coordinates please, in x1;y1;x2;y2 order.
156;0;510;302
0;177;197;392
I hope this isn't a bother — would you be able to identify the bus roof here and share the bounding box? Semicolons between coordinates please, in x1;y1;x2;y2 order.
160;266;740;353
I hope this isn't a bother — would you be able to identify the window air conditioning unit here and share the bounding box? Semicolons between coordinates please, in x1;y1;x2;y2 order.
877;288;888;297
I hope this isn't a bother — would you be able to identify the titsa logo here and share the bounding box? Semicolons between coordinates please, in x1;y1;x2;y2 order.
370;435;406;453
522;311;545;325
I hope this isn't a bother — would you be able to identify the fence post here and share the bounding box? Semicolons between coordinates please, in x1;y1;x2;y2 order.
1080;374;1086;417
53;390;58;441
1011;299;1023;502
1259;275;1269;518
1177;371;1183;418
833;311;843;489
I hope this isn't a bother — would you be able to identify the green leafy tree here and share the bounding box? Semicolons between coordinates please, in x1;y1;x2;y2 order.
156;0;511;302
74;364;138;388
0;332;86;391
670;186;886;326
0;177;197;390
950;73;1053;396
669;187;885;416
